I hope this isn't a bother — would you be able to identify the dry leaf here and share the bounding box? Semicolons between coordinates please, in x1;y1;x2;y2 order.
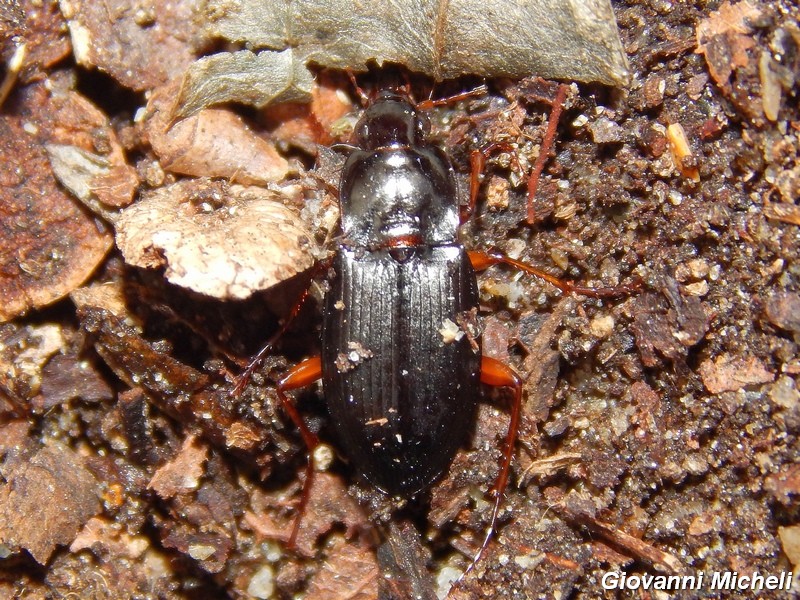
147;80;289;184
113;180;317;299
184;0;630;113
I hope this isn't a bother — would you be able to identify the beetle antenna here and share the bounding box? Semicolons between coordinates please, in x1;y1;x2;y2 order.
346;69;370;106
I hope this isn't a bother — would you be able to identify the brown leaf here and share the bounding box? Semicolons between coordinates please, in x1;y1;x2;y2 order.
0;443;101;563
205;0;630;84
182;0;630;114
0;84;113;322
176;49;315;118
146;77;289;184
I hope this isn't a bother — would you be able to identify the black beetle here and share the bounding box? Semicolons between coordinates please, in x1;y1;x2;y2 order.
237;88;635;575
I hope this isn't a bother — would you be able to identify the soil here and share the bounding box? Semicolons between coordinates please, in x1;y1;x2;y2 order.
1;1;798;599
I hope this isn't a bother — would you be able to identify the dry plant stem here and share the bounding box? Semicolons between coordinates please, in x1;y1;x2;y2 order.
0;43;26;108
526;82;568;224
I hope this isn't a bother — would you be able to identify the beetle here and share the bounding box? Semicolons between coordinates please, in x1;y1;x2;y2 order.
236;87;635;575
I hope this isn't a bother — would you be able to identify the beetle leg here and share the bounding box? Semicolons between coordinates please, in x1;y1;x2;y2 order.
460;356;522;579
275;356;323;548
468;249;640;298
233;258;333;397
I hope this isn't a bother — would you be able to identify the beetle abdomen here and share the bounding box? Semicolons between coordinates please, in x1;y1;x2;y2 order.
321;245;481;496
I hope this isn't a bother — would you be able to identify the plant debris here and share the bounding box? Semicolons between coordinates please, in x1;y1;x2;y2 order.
0;442;101;564
183;0;630;115
112;180;317;300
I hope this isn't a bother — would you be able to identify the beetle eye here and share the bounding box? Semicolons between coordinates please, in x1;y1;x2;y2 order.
355;121;369;144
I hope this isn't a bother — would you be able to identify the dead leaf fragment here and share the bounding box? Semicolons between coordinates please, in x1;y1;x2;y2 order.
177;49;315;118
113;180;316;299
0;84;113;322
149;435;209;499
245;473;368;558
698;354;775;394
696;1;761;89
147;80;289;184
0;443;101;563
187;0;630;113
206;0;629;84
70;516;150;559
305;534;379;600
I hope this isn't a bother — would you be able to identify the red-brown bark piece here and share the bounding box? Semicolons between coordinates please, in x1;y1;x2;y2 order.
0;443;101;564
70;283;209;398
59;0;198;91
70;282;273;458
0;83;114;321
146;80;289;185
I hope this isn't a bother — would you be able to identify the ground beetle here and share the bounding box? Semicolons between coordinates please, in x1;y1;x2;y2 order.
236;88;635;576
